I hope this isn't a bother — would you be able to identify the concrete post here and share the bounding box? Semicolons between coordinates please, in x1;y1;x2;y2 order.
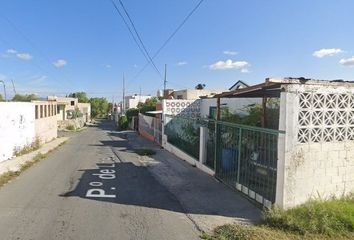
199;126;208;164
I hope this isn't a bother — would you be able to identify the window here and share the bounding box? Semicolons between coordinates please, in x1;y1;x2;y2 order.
209;106;217;119
71;101;75;106
177;95;183;99
35;105;39;119
40;105;43;118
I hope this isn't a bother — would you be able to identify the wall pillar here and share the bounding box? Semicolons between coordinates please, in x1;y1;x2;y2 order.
199;126;208;164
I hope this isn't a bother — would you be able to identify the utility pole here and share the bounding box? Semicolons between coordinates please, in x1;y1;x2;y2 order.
0;80;6;101
163;64;167;98
122;73;125;114
11;79;16;95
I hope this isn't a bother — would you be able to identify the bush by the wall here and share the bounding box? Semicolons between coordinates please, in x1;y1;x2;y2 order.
118;115;129;130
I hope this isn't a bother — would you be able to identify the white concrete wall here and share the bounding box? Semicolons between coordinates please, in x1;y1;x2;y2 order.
78;103;91;122
200;98;262;118
276;84;354;208
124;95;151;110
0;102;35;162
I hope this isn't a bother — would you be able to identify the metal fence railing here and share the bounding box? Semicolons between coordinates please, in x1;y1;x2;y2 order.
163;114;284;205
164;115;202;160
213;121;283;204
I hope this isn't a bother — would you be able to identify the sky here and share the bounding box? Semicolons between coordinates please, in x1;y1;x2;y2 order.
0;0;354;101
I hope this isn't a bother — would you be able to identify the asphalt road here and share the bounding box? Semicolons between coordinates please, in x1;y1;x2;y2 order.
0;120;200;240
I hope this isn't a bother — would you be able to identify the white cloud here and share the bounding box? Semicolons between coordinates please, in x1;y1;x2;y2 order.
53;59;67;68
6;48;17;54
339;57;354;66
209;59;250;72
16;52;32;60
241;68;250;73
223;50;238;56
105;64;112;68
177;61;187;66
313;48;343;58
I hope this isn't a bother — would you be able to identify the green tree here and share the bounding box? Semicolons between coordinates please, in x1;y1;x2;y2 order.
68;92;89;103
0;94;3;102
89;97;109;118
137;97;158;114
12;94;38;102
195;83;206;90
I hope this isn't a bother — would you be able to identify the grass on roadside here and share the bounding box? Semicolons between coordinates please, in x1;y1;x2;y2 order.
66;124;76;131
132;149;156;156
13;137;41;157
202;195;354;240
0;140;68;189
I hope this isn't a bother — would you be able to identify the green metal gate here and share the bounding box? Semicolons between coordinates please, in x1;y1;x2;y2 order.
213;121;284;206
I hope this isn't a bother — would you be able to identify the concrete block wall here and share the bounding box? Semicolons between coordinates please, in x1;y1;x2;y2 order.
276;84;354;208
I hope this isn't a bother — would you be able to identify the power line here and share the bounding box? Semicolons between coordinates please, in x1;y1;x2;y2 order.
129;0;206;83
109;0;149;61
117;0;162;78
110;0;162;79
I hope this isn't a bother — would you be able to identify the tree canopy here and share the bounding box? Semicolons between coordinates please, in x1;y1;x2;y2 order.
12;94;38;102
195;83;206;90
89;97;109;118
136;97;157;114
68;92;89;103
0;94;3;102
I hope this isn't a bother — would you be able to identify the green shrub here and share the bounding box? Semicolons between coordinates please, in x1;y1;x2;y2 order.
132;149;156;156
66;125;75;131
118;115;129;130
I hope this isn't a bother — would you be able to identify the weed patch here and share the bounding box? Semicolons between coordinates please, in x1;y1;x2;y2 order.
203;195;354;240
13;137;41;157
132;149;156;156
66;125;75;131
0;140;68;189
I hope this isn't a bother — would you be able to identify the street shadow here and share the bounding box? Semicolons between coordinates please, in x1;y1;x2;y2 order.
59;161;260;221
60;162;186;213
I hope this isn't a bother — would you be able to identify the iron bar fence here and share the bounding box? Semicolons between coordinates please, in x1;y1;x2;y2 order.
164;114;284;205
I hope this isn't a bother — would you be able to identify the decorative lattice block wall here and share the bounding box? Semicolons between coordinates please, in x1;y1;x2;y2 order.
163;99;201;117
297;91;354;143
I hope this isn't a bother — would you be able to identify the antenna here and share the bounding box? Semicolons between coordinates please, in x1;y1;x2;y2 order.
11;79;16;94
0;80;6;101
163;64;167;98
122;73;125;114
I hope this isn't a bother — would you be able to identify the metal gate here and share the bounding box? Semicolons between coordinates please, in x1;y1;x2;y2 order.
213;121;284;206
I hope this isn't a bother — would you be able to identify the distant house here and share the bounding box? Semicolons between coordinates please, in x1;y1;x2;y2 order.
124;94;152;111
229;80;249;91
48;96;78;121
170;89;226;100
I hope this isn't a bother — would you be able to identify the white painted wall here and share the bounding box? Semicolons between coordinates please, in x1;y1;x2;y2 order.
35;116;57;144
200;98;262;118
276;84;354;208
0;102;35;162
124;95;152;110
